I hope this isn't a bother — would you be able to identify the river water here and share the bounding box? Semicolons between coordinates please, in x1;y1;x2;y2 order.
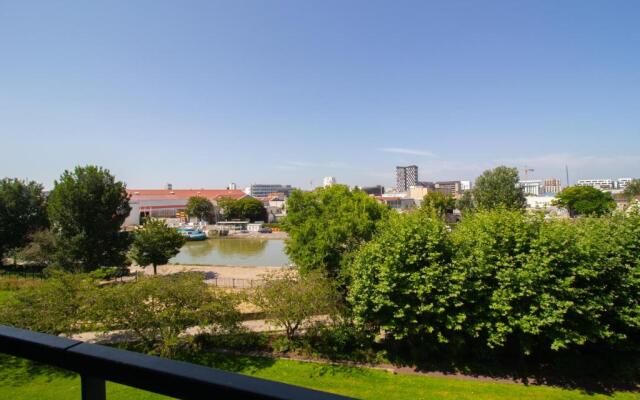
169;238;290;266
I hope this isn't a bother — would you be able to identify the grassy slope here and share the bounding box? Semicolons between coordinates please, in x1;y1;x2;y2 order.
0;290;11;303
2;352;636;400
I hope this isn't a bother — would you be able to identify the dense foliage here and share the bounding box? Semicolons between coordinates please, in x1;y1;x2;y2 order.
0;178;48;258
218;196;267;222
130;219;186;275
473;166;526;210
420;192;455;218
94;273;241;356
16;229;57;266
624;179;640;199
283;185;389;277
253;270;339;339
0;273;94;336
553;185;616;217
47;166;132;272
348;209;640;357
185;196;215;222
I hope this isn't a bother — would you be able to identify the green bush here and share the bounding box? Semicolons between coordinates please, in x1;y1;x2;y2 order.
347;209;640;357
88;266;129;281
0;273;96;335
92;273;241;356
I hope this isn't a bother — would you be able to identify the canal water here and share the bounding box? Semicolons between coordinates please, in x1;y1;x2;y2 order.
169;238;290;266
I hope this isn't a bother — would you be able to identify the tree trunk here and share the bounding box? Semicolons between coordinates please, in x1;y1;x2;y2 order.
153;263;157;275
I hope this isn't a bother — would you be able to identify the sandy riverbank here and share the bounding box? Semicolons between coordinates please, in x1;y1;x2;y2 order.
130;263;289;280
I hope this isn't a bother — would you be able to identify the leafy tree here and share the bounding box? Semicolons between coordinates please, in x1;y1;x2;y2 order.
16;229;57;266
283;185;389;277
218;196;267;222
0;273;95;336
253;270;338;339
552;185;615;217
186;196;215;222
348;212;456;343
420;192;455;218
623;179;640;199
455;190;476;214
348;209;640;357
93;273;240;356
0;178;48;259
47;166;132;272
473;166;526;210
130;219;186;275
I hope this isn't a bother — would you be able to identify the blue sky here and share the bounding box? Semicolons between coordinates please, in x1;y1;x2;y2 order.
1;0;639;190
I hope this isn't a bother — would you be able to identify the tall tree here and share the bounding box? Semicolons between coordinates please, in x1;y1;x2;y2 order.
47;166;131;272
185;196;215;222
553;185;616;217
218;196;268;222
0;178;48;259
283;185;389;277
623;179;640;200
130;219;186;275
473;166;526;210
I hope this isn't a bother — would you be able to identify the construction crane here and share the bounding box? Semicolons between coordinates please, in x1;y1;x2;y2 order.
523;166;535;180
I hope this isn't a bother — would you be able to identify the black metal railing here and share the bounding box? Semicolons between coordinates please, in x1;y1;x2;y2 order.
0;325;352;400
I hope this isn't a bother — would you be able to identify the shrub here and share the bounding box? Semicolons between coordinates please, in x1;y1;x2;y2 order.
92;273;241;356
0;273;96;336
348;212;457;345
252;270;339;339
348;209;640;358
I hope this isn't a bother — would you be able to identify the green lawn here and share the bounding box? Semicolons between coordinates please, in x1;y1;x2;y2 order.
1;352;638;400
0;290;11;303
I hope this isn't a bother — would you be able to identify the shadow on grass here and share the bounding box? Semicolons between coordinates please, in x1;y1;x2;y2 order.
383;342;640;395
177;349;277;375
0;353;76;386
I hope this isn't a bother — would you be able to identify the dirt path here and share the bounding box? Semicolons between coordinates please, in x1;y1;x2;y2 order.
130;264;289;280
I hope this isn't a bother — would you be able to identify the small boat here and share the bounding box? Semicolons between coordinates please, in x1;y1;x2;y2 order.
177;228;208;241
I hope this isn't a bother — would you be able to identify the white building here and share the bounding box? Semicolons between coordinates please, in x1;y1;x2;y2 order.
460;180;472;191
526;196;555;209
519;180;543;196
577;179;615;190
249;184;294;197
323;176;336;187
617;178;633;190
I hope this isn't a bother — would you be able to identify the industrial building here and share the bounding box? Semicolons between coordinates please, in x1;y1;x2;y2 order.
124;188;247;226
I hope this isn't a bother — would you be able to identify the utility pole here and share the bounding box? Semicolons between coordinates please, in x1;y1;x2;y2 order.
565;165;570;187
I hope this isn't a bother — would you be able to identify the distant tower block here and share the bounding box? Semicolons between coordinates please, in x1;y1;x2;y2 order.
396;165;418;192
323;176;337;187
166;183;173;190
228;182;237;190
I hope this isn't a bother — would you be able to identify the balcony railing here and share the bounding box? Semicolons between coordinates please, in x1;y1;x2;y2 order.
0;325;352;400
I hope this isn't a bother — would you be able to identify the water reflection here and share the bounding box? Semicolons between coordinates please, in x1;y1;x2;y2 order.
170;238;289;266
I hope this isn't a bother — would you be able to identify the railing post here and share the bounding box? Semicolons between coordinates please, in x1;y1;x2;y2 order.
81;375;106;400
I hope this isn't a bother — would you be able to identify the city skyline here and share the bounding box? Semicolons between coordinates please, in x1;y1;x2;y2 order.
2;1;640;189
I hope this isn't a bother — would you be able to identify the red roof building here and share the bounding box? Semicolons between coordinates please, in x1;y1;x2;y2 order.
124;189;248;226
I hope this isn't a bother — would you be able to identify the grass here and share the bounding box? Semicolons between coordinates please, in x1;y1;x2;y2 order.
0;290;11;304
1;351;637;400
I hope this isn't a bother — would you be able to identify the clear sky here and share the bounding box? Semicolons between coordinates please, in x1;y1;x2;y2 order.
1;0;639;190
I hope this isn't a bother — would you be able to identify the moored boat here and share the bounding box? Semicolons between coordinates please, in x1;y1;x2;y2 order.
177;227;208;241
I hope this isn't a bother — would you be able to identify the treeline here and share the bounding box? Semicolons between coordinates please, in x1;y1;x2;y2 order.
348;210;640;357
0;165;269;273
283;168;640;359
